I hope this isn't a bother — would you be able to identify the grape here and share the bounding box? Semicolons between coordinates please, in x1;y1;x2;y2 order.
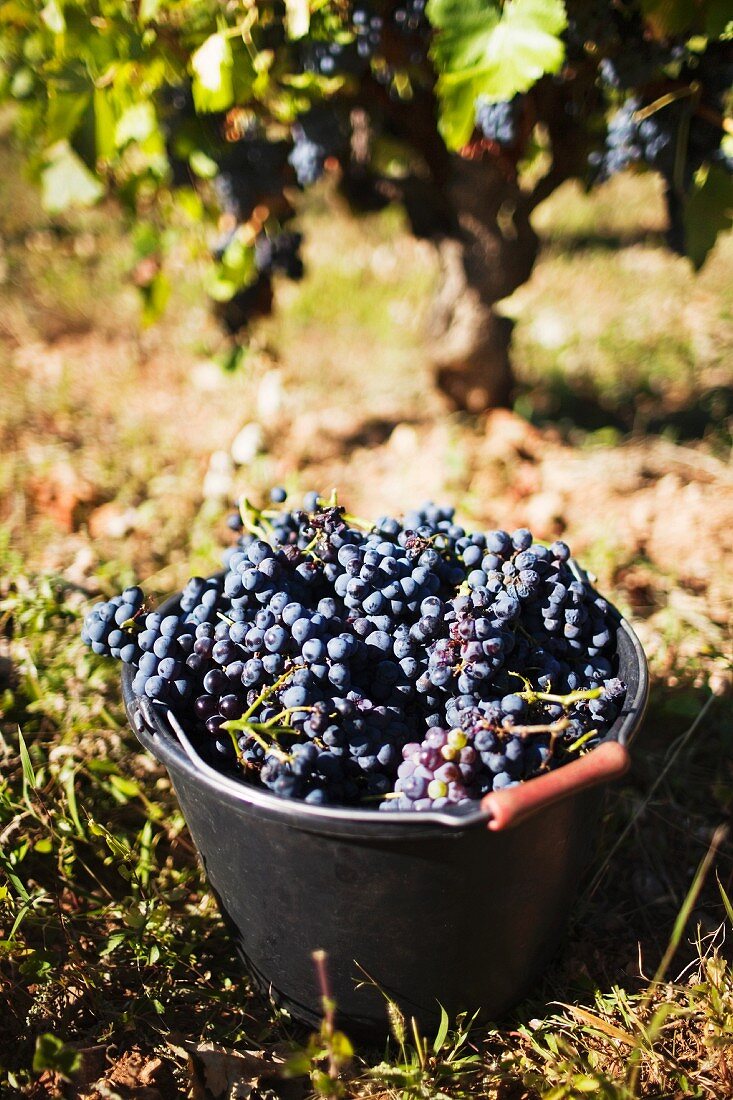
84;492;627;809
288;107;347;188
299;38;362;78
475;99;522;147
254;232;304;281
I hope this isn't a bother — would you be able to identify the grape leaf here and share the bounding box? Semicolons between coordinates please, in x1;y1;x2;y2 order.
683;165;733;270
115;102;156;147
46;91;90;144
208;234;256;302
138;0;161;24
428;0;567;150
94;88;117;161
40;0;65;35
40;141;104;213
140;270;171;326
285;0;310;39
191;32;234;113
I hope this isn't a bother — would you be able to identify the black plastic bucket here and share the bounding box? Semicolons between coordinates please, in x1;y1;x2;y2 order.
122;581;648;1036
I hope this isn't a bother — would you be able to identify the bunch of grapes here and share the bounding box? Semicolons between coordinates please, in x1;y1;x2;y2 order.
474;99;522;149
254;232;304;280
83;491;628;811
288;108;348;188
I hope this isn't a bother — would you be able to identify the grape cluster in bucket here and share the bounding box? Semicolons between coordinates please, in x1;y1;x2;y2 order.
82;491;626;811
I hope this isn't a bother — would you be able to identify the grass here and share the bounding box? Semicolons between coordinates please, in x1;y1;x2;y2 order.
0;131;732;1097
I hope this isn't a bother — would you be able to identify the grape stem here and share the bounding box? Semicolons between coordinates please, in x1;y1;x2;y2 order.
517;686;602;707
566;728;600;753
221;663;307;741
120;616;143;634
261;705;316;727
341;512;373;531
238;495;276;540
632;83;699;123
505;716;569;739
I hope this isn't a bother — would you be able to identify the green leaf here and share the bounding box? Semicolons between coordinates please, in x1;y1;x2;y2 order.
10;68;34;98
93;87;117;161
17;728;36;790
109;774;142;799
139;0;162;24
330;1030;354;1063
175;186;205;220
41;141;104;213
40;0;65;35
285;0;310;39
683;164;733;270
46;91;90;144
115;102;157;148
19;951;53;980
140;270;171;325
718;875;733;926
191;32;234;113
208;233;256;301
283;1050;313;1077
311;1069;336;1095
99;931;126;956
189;149;219;178
133;220;161;259
62;767;84;835
428;0;567;149
432;1003;450;1053
33;1034;81;1079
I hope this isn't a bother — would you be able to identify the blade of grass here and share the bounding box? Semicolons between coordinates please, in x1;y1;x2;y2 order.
717;875;733;926
554;1004;635;1047
17;727;37;793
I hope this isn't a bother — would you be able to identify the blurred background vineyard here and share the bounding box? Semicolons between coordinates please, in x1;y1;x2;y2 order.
1;100;733;1097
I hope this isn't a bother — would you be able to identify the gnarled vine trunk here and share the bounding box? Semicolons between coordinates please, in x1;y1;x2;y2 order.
430;158;539;411
345;79;583;414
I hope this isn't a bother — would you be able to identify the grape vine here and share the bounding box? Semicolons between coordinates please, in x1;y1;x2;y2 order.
0;0;730;407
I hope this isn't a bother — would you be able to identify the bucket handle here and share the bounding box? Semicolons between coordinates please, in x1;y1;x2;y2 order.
481;740;630;832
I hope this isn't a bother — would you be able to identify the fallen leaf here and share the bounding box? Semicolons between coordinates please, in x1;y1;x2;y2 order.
169;1038;286;1100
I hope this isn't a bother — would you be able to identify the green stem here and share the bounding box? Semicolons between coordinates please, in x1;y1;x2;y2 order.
222;664;307;735
341;512;374;531
566;728;599;753
225;720;292;762
262;706;315;727
517;687;602;707
238;495;276;540
242;664;305;722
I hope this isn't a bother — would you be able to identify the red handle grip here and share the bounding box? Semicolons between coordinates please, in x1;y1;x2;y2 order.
481;740;631;832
